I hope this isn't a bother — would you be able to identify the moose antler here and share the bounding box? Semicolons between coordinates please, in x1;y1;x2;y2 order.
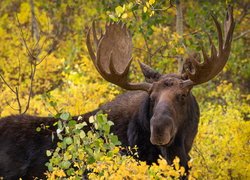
182;6;235;87
86;22;151;91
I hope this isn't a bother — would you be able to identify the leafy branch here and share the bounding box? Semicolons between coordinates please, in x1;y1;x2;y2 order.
0;0;59;114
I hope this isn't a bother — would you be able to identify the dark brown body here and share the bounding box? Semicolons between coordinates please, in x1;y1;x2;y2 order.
0;87;199;179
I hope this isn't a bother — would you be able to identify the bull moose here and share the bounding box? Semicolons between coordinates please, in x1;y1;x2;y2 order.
0;7;234;179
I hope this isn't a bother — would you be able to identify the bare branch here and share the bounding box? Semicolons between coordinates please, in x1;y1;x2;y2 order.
236;1;249;25
16;54;22;88
16;14;34;59
22;64;36;114
1;0;59;115
153;0;175;11
15;87;22;114
141;32;152;65
0;74;16;94
5;100;19;111
233;30;250;41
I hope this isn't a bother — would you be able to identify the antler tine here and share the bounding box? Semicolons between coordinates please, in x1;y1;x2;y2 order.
92;22;98;47
109;52;133;76
86;21;152;92
205;32;217;61
86;27;96;64
224;6;234;50
185;53;201;77
211;13;223;52
201;43;209;64
182;6;235;87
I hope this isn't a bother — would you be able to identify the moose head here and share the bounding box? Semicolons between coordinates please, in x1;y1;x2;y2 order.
86;7;235;147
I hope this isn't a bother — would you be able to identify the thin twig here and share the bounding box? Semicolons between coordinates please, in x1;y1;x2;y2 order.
193;144;210;173
153;0;175;11
183;29;203;37
0;74;16;94
129;8;152;65
134;47;176;59
15;14;34;59
15;87;22;114
233;30;250;41
5;100;19;111
16;54;21;87
151;44;168;57
22;57;37;114
236;2;249;25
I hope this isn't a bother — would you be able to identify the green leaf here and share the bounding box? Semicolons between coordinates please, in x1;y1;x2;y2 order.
109;14;118;22
46;162;53;172
61;161;71;169
77;116;83;121
66;168;75;176
68;120;76;127
57;133;63;140
108;120;114;126
115;6;124;17
89;116;95;123
75;122;86;129
79;130;85;139
65;137;73;145
36;127;41;132
60;112;70;121
110;135;121;145
103;124;110;134
57;120;63;130
128;2;133;9
46;150;52;157
87;156;95;164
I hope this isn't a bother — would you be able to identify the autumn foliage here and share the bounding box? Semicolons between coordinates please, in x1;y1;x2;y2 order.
0;0;249;179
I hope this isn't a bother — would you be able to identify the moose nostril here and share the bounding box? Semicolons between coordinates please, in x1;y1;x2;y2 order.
150;124;173;146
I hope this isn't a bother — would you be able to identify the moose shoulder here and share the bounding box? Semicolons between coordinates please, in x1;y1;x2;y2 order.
0;7;234;179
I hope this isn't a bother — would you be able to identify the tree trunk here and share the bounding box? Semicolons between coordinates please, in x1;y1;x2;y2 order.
176;0;184;74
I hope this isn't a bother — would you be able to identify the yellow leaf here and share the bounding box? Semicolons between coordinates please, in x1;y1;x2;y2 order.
143;6;147;13
54;169;66;177
149;0;155;5
150;11;155;17
176;47;185;55
121;13;128;19
89;116;95;123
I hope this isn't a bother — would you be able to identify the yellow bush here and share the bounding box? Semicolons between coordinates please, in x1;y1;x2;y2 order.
190;82;250;179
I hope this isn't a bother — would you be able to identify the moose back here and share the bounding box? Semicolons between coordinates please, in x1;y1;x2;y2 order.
0;7;234;179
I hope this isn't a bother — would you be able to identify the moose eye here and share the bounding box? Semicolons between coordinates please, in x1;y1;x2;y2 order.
164;80;174;87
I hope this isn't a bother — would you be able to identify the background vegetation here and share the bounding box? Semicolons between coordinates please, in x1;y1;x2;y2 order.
0;0;249;179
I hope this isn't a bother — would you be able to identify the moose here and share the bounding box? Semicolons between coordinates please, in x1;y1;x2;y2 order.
0;7;234;179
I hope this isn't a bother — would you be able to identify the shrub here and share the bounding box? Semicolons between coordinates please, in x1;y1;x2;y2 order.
46;112;186;179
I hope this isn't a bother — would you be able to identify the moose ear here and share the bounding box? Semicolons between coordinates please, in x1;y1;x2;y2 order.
139;61;161;83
